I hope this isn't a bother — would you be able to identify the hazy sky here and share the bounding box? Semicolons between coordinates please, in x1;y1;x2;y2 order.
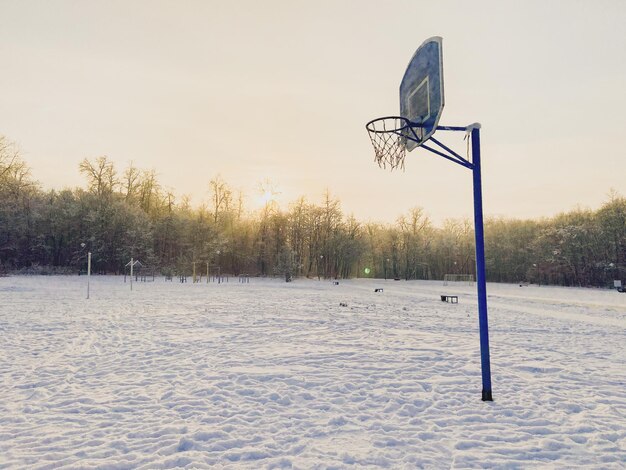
2;0;625;224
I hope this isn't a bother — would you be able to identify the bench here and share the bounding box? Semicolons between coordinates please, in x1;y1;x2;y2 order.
441;295;458;303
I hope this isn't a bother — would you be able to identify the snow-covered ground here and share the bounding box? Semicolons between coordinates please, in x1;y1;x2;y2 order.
1;275;625;469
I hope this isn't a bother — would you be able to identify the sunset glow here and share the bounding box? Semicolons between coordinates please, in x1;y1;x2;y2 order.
259;189;279;207
1;1;624;223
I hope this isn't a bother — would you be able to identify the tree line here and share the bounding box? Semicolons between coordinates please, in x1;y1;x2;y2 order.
1;135;625;287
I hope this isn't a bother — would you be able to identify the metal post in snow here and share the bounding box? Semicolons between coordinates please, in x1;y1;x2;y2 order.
87;252;91;299
471;125;493;401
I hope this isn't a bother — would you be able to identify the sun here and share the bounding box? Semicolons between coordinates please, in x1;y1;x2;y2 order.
256;179;281;208
260;190;276;205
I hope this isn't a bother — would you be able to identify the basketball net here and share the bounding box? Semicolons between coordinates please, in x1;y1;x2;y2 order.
366;116;422;170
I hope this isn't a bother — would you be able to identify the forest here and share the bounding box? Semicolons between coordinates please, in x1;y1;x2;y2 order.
1;135;625;287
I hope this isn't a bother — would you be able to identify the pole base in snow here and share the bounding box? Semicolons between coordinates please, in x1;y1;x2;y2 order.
482;389;493;401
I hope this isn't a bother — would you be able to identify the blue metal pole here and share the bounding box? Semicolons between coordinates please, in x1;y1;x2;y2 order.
471;125;493;401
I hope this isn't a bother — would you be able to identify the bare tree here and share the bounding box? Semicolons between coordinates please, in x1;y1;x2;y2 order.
209;175;232;224
0;136;35;197
122;163;141;203
79;156;118;199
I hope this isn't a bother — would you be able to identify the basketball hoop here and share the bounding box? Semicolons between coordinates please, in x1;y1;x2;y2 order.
363;36;494;401
365;116;422;170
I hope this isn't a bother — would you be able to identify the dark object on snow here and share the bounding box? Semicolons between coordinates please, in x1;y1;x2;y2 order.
441;295;458;303
339;302;348;307
374;288;384;292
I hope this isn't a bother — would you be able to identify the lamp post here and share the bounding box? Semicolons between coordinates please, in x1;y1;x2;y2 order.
216;250;221;283
81;243;91;299
87;251;91;299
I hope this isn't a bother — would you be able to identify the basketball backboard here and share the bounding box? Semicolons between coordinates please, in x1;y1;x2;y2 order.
399;36;444;151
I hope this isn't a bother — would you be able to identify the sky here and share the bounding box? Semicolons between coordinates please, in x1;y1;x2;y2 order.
1;0;625;224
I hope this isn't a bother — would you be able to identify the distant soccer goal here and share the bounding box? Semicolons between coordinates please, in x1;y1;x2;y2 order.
443;274;474;286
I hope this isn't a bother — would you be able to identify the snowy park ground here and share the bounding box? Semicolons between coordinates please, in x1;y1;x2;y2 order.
1;275;625;469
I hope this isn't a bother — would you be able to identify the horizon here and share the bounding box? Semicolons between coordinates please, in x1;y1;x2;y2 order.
11;145;624;227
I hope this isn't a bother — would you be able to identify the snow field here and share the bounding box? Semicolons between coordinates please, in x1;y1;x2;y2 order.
0;276;625;468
